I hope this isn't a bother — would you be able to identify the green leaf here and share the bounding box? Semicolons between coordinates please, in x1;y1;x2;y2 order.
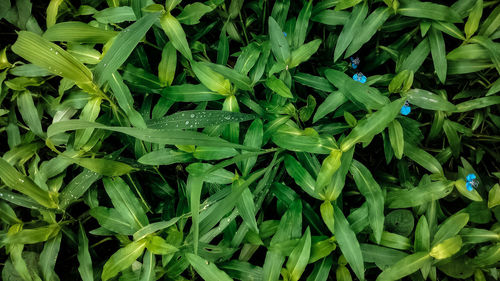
140;250;155;281
47;120;254;151
455;179;483;201
38;232;61;281
284;154;319;199
265;75;293;98
325;69;389;110
12;31;93;83
376;252;432;281
316;150;342;193
455;96;500;112
350;160;385;244
407;89;456;111
313;92;348;123
269;16;290;64
94;7;136;24
206;62;252;91
465;0;483;39
430;235;462;259
488;183;500;208
333;204;364;281
241;119;263;176
5;224;60;244
101;239;147;281
432;212;469;246
0;158;57;209
414;216;430;252
432;21;465;40
290;39;322;68
177;2;213;25
17;90;43;137
293;0;313;48
158;42;177;87
161;84;224;102
398;1;462;23
346;7;391;57
145;236;178;255
94;11;161;85
160;12;192;60
478;4;500;37
388;120;404;159
89;207;136;235
387;181;454;208
185;253;233;281
103;177;149;231
146;110;254;130
399;38;430;73
286;228;311;281
428;26;447;83
334;3;368;62
340;99;405;152
403;142;443;174
43;22;118;43
191;61;232;95
77;223;94;281
133;217;179;241
312;10;349;26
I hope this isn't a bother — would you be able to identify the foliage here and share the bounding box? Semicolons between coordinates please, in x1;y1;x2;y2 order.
0;0;500;280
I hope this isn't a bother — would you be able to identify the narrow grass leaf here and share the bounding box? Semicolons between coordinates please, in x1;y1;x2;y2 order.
269;16;290;64
428;27;447;83
186;253;233;281
334;3;368;62
77;223;94;281
12;31;93;83
376;252;432;281
43;22;118;43
94;11;160;85
333;204;365;281
286;228;311;281
340;99;405;152
101;239;147;281
160;12;192;60
350;160;384;244
398;1;462;23
387;181;454;208
346;7;391;57
0;158;57;208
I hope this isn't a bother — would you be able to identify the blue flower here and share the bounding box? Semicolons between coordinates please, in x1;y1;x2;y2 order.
466;173;476;182
352;72;367;83
350;57;360;69
465;173;478;191
400;101;411;116
283;32;287;37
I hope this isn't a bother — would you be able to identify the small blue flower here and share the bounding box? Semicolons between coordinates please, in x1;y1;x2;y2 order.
283;32;287;37
352;72;367;83
400;101;411;116
466;182;473;191
466;173;476;182
350;57;360;69
465;173;479;191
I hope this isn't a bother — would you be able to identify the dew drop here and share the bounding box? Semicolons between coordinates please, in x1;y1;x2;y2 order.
18;178;24;183
182;113;185;117
190;114;195;118
185;121;189;125
50;48;53;51
190;125;193;128
55;51;58;55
